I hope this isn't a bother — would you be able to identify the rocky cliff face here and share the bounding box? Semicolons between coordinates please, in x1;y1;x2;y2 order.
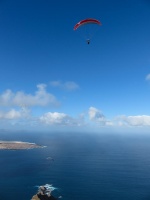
31;194;40;200
31;194;57;200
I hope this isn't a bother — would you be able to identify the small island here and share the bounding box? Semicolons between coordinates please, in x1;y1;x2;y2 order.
0;140;44;150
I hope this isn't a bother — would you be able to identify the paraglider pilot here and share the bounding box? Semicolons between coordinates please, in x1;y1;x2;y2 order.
87;39;90;44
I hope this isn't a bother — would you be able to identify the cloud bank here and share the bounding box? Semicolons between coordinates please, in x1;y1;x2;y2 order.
0;82;149;131
117;115;150;126
0;107;150;131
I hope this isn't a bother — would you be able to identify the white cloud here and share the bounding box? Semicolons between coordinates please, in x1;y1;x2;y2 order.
88;107;105;121
0;107;30;120
40;112;69;125
88;107;113;126
50;81;79;91
145;74;150;81
116;115;150;126
40;112;83;126
0;84;59;107
0;109;21;119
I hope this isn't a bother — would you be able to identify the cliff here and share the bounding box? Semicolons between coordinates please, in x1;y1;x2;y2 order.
31;194;57;200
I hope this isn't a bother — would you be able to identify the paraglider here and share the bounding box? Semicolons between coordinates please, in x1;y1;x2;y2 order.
74;18;102;44
87;39;90;45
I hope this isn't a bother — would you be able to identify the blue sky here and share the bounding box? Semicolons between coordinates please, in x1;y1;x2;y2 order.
0;0;150;132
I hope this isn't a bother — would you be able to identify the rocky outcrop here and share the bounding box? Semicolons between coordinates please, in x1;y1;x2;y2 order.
31;194;57;200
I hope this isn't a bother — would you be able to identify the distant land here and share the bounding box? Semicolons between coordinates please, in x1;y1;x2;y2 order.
0;141;45;150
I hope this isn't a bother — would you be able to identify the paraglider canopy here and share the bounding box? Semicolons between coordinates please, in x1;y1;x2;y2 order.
74;18;102;44
74;18;102;30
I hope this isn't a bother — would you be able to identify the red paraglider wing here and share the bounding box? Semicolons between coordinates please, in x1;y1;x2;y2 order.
74;18;102;30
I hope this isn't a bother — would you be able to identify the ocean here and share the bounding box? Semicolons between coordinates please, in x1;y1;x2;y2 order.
0;131;150;200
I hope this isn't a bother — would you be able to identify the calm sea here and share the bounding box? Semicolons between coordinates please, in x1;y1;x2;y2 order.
0;131;150;200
